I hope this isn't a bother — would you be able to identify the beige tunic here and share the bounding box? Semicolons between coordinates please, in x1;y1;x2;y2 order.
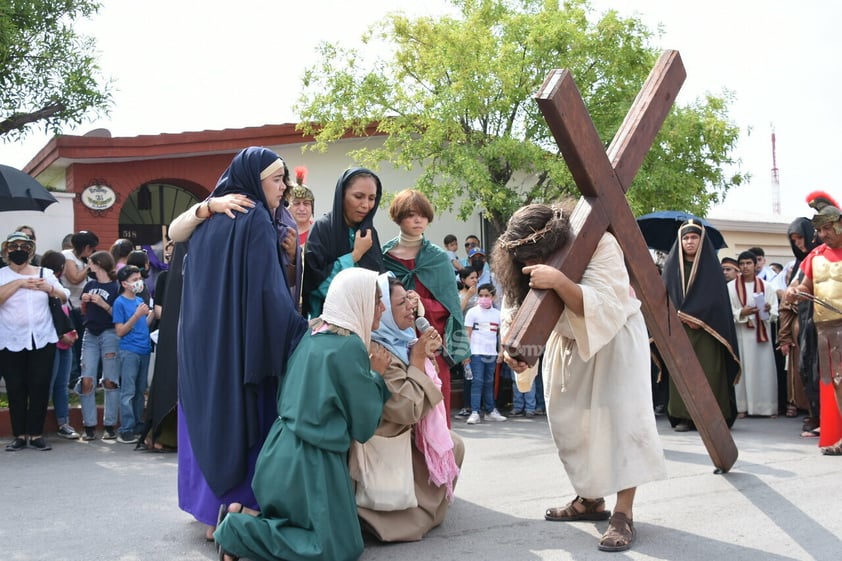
541;233;666;498
357;353;465;542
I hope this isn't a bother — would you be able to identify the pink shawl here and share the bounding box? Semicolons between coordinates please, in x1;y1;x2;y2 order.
414;357;460;501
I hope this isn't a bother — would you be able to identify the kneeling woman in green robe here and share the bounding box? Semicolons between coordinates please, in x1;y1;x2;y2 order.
215;268;392;561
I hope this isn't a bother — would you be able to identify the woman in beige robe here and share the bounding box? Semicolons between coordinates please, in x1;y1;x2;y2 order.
357;273;464;542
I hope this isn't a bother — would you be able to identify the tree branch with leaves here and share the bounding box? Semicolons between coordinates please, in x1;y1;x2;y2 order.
0;0;112;140
295;0;743;235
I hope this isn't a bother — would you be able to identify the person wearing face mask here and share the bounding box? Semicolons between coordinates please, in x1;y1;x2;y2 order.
0;232;69;452
462;283;507;424
14;225;41;266
466;247;492;286
125;249;152;305
112;265;155;444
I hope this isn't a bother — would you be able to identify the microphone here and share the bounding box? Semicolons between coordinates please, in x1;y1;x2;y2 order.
415;317;456;368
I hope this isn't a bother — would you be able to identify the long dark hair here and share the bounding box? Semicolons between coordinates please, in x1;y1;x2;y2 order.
89;250;118;281
492;203;571;308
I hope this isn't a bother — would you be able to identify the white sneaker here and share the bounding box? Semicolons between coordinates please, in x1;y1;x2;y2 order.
57;424;80;440
487;409;508;422
466;411;481;424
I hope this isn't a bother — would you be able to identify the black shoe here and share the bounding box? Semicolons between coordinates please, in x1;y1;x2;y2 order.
508;409;525;417
28;437;52;451
83;427;97;441
102;426;117;440
5;437;27;451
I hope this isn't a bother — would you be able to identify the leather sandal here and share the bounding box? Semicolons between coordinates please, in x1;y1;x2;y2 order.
598;511;636;552
821;438;842;456
545;496;610;522
215;504;244;558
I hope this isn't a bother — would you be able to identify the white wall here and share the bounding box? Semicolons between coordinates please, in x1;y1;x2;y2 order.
0;192;76;253
4;135;488;260
270;137;487;260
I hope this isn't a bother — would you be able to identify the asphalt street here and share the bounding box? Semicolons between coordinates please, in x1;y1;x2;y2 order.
1;413;839;561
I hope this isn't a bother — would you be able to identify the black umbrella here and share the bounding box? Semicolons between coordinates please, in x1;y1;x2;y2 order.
0;164;58;212
636;210;727;252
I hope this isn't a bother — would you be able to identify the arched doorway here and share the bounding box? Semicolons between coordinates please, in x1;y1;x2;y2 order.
118;182;202;245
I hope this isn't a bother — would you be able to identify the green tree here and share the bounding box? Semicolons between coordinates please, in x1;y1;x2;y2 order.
296;0;743;233
0;0;111;139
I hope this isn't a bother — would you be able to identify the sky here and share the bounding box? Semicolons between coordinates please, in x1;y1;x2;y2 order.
2;0;840;221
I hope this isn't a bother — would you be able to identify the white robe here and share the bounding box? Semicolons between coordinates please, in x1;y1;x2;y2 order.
727;278;779;416
511;233;666;498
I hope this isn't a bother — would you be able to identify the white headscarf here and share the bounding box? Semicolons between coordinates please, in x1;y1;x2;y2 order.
321;268;379;348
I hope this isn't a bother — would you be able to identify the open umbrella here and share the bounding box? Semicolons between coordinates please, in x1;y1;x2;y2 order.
0;164;58;212
636;210;727;253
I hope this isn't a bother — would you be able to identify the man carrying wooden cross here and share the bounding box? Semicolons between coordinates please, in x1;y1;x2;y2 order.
497;203;666;553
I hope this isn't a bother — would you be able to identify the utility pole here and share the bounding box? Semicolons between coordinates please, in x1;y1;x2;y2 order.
771;125;781;215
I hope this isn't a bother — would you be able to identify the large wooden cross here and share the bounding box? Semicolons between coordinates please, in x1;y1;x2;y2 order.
502;50;738;472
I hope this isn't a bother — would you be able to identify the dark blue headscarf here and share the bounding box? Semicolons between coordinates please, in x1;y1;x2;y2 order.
178;146;307;496
210;146;282;207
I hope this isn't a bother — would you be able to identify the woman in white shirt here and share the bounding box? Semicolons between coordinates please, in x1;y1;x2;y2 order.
0;232;69;452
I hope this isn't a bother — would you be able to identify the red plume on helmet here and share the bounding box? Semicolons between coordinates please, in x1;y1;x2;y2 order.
806;190;840;211
295;166;307;186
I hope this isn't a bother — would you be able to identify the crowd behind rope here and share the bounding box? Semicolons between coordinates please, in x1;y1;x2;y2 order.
3;148;842;560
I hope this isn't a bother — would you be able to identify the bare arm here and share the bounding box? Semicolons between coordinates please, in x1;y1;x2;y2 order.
523;264;584;316
63;257;88;285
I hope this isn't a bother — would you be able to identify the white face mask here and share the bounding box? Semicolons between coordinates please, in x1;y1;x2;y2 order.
130;280;145;294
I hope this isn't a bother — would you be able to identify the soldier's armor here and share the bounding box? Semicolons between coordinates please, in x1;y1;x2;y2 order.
812;255;842;385
811;255;842;323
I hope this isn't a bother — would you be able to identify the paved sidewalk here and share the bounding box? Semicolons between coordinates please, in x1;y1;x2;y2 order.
1;413;839;561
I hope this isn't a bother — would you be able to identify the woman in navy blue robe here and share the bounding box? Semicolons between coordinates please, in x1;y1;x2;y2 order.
177;147;307;537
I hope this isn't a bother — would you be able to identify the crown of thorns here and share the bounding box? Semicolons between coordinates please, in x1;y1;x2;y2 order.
498;205;563;250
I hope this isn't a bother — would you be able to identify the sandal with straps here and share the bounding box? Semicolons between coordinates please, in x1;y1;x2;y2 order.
544;496;611;522
598;511;636;552
215;504;244;560
821;439;842;456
